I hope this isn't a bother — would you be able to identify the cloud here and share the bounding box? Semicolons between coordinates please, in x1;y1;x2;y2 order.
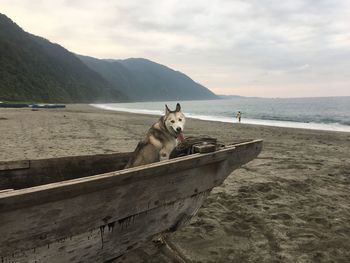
1;0;350;97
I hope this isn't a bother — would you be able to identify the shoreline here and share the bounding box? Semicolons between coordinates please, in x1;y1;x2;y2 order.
91;103;350;133
1;104;349;262
1;104;349;162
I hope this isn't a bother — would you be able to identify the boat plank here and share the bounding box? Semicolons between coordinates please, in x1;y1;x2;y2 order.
0;160;29;171
0;162;225;257
0;189;13;194
1;192;209;263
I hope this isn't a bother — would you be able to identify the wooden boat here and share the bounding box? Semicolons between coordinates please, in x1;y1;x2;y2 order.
0;140;262;262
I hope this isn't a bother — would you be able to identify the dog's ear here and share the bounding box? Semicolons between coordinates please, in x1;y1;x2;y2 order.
165;104;171;115
175;103;181;112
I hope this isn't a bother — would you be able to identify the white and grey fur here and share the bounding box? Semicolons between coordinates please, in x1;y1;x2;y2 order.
125;103;186;168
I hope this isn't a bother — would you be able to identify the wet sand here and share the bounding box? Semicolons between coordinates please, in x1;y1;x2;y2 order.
1;104;349;262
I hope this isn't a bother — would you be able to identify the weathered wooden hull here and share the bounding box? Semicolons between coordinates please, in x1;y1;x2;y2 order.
0;140;262;262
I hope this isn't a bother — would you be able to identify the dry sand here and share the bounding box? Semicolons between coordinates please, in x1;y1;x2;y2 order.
1;104;349;262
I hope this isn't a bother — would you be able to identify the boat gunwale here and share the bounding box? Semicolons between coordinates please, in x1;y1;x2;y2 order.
0;152;131;172
0;140;262;212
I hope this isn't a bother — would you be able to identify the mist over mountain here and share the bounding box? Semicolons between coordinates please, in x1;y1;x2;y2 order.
0;13;217;103
218;95;246;99
0;13;125;103
78;55;218;102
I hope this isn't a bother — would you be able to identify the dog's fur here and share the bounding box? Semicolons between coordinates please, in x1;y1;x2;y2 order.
125;103;186;168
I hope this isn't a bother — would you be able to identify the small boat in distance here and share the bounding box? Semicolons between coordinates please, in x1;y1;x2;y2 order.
30;104;66;109
0;139;262;262
0;103;29;108
0;103;66;109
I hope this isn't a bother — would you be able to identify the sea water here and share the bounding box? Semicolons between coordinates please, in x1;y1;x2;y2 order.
92;97;350;132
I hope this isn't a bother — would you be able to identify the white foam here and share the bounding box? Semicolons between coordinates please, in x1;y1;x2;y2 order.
91;104;163;115
91;104;350;133
186;114;350;132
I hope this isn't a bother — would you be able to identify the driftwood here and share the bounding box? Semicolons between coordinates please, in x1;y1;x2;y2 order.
157;236;192;263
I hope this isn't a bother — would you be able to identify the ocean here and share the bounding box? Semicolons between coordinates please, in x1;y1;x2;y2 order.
92;96;350;132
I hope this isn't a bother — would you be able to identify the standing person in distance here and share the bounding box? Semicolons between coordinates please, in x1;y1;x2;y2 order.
236;111;242;123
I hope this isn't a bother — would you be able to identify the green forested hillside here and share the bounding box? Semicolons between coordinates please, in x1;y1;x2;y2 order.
0;14;126;103
78;56;218;101
0;13;217;103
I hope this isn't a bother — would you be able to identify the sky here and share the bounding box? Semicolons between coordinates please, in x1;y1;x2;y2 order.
1;0;350;97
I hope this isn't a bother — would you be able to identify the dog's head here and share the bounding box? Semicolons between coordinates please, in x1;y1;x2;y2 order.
164;103;186;141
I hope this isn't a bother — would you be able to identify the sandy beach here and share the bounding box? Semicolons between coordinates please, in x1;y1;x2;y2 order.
1;104;349;262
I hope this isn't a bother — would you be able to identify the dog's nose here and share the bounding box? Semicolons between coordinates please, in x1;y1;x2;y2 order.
176;127;182;132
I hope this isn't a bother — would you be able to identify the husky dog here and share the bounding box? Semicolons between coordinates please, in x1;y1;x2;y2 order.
125;103;186;168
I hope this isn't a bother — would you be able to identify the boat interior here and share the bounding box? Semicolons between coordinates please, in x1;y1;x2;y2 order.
0;139;258;192
0;152;131;191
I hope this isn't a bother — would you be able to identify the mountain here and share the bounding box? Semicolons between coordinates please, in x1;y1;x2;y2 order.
0;13;126;103
0;13;217;103
78;55;218;101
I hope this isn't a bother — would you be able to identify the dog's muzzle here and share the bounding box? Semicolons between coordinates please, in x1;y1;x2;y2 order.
174;127;185;142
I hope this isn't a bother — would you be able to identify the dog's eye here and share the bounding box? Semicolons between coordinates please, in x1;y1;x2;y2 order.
171;120;175;123
179;118;182;122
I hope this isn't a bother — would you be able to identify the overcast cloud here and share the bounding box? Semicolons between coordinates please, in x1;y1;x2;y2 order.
2;0;350;97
